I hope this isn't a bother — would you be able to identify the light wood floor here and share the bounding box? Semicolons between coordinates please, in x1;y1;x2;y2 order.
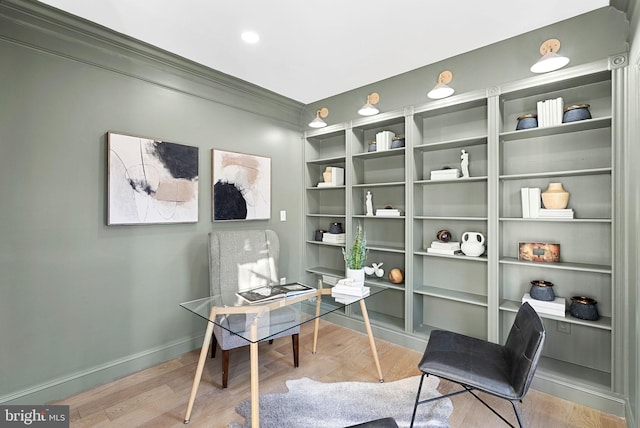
53;319;627;428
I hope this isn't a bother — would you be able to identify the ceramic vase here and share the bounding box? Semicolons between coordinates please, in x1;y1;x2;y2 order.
541;183;570;209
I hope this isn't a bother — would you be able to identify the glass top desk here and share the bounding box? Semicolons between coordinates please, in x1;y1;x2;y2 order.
180;283;385;426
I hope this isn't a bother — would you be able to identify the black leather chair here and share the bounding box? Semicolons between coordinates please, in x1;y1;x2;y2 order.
410;302;545;428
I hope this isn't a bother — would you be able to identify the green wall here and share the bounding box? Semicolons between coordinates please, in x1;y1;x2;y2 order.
0;0;304;404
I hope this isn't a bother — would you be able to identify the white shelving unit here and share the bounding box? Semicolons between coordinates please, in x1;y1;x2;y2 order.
302;56;627;412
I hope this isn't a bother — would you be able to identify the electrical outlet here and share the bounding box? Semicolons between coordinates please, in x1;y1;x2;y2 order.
557;321;571;334
280;210;286;221
280;277;286;285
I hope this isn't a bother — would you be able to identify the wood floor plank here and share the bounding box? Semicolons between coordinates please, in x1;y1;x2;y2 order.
52;319;627;428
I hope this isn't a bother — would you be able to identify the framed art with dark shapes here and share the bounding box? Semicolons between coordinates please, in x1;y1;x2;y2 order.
211;149;271;221
107;132;198;225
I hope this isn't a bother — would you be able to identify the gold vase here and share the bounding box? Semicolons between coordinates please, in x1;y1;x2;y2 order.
541;182;569;209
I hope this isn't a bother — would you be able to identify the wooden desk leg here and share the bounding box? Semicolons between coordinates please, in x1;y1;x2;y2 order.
359;299;384;382
250;319;260;428
184;320;215;423
312;293;322;354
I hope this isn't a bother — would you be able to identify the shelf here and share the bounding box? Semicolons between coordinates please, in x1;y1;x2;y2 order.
306;240;345;248
306;155;346;165
414;135;487;152
500;116;611;142
415;215;488;221
536;356;611;391
414;176;488;185
500;217;611;223
367;244;405;253
306;185;346;191
352;181;405;188
414;251;488;262
500;167;612;181
364;276;405;290
499;257;611;274
500;299;612;330
306;266;345;277
353;147;405;159
414;285;487;307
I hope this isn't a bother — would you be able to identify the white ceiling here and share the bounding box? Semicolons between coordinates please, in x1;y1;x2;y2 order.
39;0;609;104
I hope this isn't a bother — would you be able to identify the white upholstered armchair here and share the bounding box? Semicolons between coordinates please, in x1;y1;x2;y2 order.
208;230;300;388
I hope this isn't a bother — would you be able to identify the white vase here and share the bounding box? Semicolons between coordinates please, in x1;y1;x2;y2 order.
346;268;365;284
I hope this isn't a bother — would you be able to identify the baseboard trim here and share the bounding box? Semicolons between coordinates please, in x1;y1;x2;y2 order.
0;334;204;405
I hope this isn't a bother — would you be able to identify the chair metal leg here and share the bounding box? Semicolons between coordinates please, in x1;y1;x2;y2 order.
292;333;299;367
410;374;426;427
510;400;524;428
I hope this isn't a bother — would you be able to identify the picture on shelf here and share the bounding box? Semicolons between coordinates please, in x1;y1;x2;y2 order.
107;132;199;225
518;242;560;263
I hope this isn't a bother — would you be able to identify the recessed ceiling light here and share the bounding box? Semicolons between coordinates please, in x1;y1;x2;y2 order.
241;31;260;44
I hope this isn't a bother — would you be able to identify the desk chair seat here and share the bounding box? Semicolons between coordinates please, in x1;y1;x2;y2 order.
411;302;545;427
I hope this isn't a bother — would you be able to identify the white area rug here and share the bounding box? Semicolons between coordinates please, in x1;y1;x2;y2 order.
229;375;452;427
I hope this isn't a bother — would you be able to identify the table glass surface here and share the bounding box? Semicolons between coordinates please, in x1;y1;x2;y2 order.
180;283;383;343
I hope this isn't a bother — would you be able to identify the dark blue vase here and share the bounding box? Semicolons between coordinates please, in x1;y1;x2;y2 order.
329;222;343;234
529;280;555;301
570;296;599;321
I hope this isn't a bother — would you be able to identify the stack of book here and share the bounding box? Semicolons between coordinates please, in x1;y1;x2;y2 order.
322;233;346;244
375;208;401;217
520;187;541;218
539;208;574;219
536;97;564;127
430;169;459;181
426;240;462;256
522;293;566;317
331;279;370;304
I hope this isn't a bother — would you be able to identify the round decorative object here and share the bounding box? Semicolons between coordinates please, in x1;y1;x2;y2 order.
391;136;405;149
541;182;570;209
460;232;485;257
388;268;404;284
529;280;555;301
516;113;538;130
329;222;343;234
436;230;451;242
368;141;377;152
563;104;591;123
569;296;599;321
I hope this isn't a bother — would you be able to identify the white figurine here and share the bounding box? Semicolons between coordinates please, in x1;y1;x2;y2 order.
372;262;385;278
366;191;373;216
461;149;469;178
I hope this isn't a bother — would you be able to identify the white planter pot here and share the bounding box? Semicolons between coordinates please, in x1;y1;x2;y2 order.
346;268;365;283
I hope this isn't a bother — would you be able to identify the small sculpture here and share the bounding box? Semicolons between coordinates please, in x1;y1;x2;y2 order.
366;191;373;216
364;262;384;277
460;149;469;178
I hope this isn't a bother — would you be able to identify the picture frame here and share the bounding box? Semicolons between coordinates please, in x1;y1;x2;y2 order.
211;149;271;221
107;132;199;225
518;242;560;263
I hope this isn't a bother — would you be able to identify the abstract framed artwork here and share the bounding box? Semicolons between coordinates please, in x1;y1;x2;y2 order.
107;132;199;225
211;149;271;221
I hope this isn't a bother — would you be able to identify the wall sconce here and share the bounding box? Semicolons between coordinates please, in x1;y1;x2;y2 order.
530;39;570;73
427;70;455;100
308;107;329;128
358;93;380;116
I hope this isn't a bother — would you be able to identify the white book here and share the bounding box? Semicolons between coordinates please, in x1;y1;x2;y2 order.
528;188;541;218
537;101;545;127
427;247;463;256
332;284;370;297
521;188;530;219
523;294;566;317
430;241;461;250
539;209;574;218
322;233;346;240
556;97;564;125
431;169;459;176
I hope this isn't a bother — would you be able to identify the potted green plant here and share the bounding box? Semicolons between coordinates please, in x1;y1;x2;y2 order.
342;223;368;283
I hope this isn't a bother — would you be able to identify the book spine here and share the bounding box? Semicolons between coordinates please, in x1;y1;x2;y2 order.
521;187;530;218
529;187;541;218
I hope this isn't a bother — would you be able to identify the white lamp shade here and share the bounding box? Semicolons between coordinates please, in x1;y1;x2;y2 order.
530;51;570;73
358;103;379;116
308;116;327;128
427;83;455;100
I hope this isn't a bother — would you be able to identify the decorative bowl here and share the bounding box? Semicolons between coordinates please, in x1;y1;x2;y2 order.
391;137;405;149
563;104;591;123
569;296;599;321
516;113;538;130
529;280;555;301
